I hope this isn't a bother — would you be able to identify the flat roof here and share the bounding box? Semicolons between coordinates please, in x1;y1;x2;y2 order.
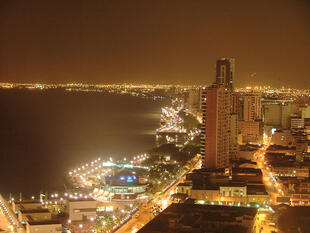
138;203;257;233
177;183;192;187
247;185;268;195
14;200;42;204
193;182;265;191
28;220;61;226
192;185;219;190
67;197;96;202
20;208;50;214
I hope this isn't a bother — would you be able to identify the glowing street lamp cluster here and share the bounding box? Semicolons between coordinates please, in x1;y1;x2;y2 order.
157;106;185;134
68;158;115;189
68;157;102;176
67;155;150;202
131;154;149;163
254;139;286;206
0;196;19;231
156;100;201;147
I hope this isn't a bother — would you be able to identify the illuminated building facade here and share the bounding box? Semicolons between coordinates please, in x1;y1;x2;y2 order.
291;117;304;129
26;221;62;233
200;87;207;165
263;101;294;129
238;121;263;144
215;58;235;89
104;173;148;200
232;92;263;144
230;113;239;159
67;198;97;221
236;92;262;122
271;166;309;179
201;58;235;168
204;84;231;168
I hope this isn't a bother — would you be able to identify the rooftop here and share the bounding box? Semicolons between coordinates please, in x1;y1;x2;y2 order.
67;197;96;202
247;185;268;195
177;182;192;187
138;203;257;233
14;200;42;204
27;220;61;226
20;208;50;214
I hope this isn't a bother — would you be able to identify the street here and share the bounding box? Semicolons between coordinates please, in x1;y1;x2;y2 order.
115;159;200;233
254;140;282;204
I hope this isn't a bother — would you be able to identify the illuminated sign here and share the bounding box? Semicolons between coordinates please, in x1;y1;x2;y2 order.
127;176;133;182
102;162;115;167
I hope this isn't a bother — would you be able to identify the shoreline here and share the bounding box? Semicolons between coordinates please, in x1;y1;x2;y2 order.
0;89;168;199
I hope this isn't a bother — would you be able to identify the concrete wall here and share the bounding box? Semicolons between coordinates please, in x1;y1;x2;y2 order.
26;223;62;233
247;194;269;204
12;202;43;212
191;189;220;202
237;150;255;160
271;130;295;147
18;211;51;222
68;200;97;221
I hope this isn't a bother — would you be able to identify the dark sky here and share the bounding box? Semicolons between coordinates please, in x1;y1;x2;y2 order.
0;0;309;87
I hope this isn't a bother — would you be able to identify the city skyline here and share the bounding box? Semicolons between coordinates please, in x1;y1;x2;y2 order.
1;1;310;232
1;0;310;88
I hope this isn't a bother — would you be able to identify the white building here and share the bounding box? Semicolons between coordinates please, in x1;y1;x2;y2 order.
26;221;62;233
18;209;51;223
67;198;97;221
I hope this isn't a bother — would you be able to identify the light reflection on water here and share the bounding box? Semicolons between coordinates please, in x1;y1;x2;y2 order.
0;89;167;196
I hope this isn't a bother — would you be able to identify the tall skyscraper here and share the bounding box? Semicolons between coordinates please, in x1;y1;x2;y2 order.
200;87;207;166
203;84;231;168
216;58;235;90
200;58;234;168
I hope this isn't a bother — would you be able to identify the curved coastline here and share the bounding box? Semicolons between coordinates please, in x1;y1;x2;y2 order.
0;89;167;198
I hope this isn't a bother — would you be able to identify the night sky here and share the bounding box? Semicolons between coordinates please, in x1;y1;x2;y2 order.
0;0;309;87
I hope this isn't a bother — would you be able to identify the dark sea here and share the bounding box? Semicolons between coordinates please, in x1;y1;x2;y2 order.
0;89;166;198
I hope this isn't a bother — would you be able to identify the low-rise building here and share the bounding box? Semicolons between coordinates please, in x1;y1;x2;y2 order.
190;183;268;205
191;186;220;202
187;167;263;185
246;185;269;204
12;200;43;213
104;172;148;200
18;209;51;223
220;184;247;198
237;149;255;160
271;129;295;148
176;182;192;197
280;178;310;205
26;220;62;233
67;198;97;222
138;203;257;233
266;146;296;156
274;205;310;232
271;166;309;178
179;168;267;205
